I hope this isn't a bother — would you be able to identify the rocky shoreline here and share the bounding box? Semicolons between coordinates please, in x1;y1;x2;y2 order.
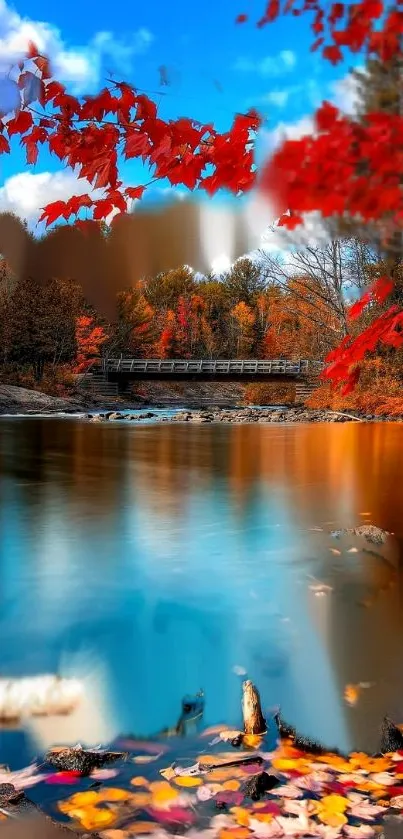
0;385;402;422
87;406;400;423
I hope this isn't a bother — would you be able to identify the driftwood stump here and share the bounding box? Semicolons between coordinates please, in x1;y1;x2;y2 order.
242;680;266;735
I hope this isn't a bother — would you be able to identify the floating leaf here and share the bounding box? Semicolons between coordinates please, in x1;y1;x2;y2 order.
46;771;81;784
79;806;117;831
150;780;179;807
174;776;202;787
147;805;195;824
131;776;150;787
344;685;360;706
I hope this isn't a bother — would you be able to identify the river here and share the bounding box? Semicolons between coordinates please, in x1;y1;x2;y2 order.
0;417;402;767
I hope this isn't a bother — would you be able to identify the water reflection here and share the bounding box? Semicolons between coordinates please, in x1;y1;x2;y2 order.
0;419;402;762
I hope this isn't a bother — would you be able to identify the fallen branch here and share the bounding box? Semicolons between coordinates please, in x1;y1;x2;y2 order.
327;410;363;422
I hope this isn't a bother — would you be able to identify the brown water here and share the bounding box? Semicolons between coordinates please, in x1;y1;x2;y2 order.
0;417;402;764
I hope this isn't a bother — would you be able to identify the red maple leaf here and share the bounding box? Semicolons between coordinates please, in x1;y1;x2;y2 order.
0;135;10;154
124;186;146;200
6;110;33;137
38;200;70;227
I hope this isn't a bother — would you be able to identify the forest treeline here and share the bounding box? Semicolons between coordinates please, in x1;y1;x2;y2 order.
1;223;402;414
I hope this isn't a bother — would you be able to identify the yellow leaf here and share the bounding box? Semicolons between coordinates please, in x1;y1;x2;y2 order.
59;790;100;809
318;811;348;827
131;776;150;787
350;754;392;773
230;807;250;827
271;758;300;771
174;776;202;787
80;807;117;831
320;795;348;813
223;780;241;791
150;780;179;806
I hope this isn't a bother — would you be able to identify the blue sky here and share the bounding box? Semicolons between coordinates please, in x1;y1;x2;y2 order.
0;0;358;223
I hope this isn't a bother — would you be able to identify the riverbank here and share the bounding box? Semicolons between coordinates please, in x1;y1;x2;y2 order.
0;384;137;416
87;406;402;423
1;385;403;422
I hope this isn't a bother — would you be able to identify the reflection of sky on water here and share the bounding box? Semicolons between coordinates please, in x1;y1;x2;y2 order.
0;419;403;763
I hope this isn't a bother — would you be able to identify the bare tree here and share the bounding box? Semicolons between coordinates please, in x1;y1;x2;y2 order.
258;228;379;337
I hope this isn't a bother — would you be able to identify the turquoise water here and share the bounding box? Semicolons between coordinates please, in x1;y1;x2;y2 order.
0;417;403;766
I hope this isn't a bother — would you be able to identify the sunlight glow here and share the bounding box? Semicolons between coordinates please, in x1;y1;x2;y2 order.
211;253;231;274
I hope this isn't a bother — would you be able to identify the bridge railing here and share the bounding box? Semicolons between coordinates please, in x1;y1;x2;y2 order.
102;358;324;375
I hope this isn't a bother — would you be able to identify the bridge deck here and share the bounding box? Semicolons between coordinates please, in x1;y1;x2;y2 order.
102;358;324;381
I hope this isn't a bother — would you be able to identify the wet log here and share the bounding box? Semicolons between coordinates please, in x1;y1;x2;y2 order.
242;681;266;735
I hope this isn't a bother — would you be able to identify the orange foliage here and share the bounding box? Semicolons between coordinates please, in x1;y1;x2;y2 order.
74;315;108;373
308;356;403;416
244;382;296;405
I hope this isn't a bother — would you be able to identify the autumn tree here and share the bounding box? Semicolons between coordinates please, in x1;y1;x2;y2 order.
6;277;83;380
222;257;267;306
143;266;196;311
75;315;108;373
0;258;17;364
230;301;256;356
115;288;155;356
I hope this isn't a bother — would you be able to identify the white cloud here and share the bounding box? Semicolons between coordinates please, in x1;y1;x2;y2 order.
259;114;315;156
0;169;137;225
0;0;153;93
0;170;95;222
330;68;363;115
234;49;296;77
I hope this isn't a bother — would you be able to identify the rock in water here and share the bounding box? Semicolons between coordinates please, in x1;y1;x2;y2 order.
380;717;403;753
274;712;342;756
243;772;279;800
45;746;127;776
330;525;390;544
242;680;266;735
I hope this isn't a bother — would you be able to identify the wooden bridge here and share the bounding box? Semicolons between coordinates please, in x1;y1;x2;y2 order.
98;356;324;390
101;358;324;382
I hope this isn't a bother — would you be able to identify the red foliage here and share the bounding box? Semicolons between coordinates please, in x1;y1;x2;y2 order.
74;315;108;373
0;44;261;229
244;1;403;63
